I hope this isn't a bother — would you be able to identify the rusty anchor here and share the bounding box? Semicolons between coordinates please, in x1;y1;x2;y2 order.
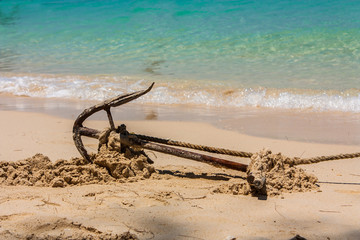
72;84;360;196
72;82;249;173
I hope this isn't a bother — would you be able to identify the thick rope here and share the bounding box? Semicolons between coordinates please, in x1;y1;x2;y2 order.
134;134;254;158
291;152;360;165
99;130;360;166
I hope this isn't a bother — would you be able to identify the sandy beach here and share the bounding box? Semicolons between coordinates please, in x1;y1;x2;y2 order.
1;1;360;239
1;100;360;240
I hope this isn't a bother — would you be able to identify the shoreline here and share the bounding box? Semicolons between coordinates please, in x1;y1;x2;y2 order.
1;94;360;145
1;71;360;115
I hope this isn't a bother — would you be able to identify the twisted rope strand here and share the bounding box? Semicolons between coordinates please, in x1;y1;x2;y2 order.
292;152;360;165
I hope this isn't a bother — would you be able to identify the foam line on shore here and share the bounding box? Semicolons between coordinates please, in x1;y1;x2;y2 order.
1;73;360;113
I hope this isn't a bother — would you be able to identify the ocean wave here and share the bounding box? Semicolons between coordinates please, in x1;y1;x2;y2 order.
1;73;359;113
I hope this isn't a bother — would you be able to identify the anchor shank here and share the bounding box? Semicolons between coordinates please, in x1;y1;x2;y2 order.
78;127;101;138
120;133;248;172
141;140;248;172
76;126;248;172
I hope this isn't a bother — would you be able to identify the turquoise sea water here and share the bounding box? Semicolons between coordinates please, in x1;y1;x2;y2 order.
1;0;360;112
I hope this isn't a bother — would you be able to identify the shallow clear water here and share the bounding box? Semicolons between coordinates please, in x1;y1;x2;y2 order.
1;0;360;112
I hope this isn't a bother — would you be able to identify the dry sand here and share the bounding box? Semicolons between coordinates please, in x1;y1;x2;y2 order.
1;110;360;240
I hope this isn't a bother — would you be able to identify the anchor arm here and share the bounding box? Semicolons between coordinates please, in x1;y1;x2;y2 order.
73;83;154;161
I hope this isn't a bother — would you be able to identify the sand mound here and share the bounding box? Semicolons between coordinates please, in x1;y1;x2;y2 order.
1;229;138;240
0;217;138;240
0;148;155;187
1;144;318;196
213;149;319;196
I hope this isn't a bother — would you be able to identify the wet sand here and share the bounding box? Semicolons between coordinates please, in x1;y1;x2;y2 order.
2;94;360;145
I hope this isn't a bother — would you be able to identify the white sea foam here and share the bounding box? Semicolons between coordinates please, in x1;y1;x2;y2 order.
1;74;359;113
